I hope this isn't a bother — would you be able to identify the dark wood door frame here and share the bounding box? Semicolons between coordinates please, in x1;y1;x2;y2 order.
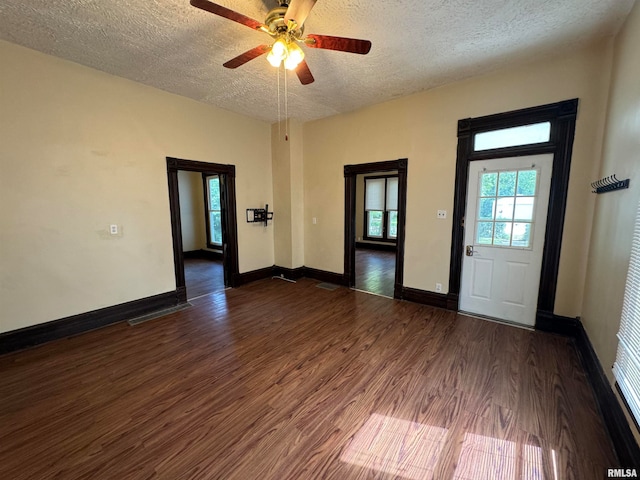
167;157;239;302
345;159;408;298
448;99;579;330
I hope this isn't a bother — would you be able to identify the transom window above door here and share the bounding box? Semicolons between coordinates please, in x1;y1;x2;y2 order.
473;122;551;151
475;168;539;248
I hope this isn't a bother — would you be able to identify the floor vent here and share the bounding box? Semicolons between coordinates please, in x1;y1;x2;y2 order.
128;303;192;326
317;282;340;291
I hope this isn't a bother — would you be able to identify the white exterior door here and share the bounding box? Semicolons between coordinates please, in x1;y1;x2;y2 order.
459;154;553;326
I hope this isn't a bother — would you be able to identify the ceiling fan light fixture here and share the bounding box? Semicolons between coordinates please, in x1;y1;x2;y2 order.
267;49;283;67
269;38;288;64
190;0;371;85
284;42;305;70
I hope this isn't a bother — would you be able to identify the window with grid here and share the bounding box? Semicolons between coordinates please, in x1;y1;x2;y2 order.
614;201;640;427
475;169;539;248
365;176;398;241
206;175;222;247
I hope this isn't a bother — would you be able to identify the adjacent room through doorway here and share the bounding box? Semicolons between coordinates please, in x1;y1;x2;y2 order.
344;159;408;300
167;157;240;303
177;171;225;300
354;172;398;297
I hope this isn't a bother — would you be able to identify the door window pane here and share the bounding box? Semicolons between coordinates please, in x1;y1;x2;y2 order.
514;197;534;221
516;170;537;196
478;198;495;220
496;197;514;220
480;173;498;197
474;122;551;151
497;171;517;196
474;166;539;248
512;223;532;247
477;222;494;245
494;222;513;246
367;211;383;237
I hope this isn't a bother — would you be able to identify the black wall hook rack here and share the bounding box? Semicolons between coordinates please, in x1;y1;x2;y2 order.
591;174;630;194
246;204;274;226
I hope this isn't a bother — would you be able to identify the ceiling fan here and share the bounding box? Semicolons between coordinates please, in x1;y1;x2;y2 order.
190;0;372;85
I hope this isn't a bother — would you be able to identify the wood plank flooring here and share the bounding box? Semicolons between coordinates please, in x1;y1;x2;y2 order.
355;248;396;297
0;278;618;479
184;257;224;299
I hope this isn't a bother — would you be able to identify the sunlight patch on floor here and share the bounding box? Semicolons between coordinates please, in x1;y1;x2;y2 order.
342;414;547;480
340;414;448;479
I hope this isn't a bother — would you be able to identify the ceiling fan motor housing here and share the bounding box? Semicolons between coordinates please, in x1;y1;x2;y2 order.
265;6;304;36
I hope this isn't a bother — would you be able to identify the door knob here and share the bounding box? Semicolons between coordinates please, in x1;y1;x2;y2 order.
466;245;474;256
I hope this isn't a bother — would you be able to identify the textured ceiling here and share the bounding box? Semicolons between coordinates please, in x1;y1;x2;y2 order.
0;0;635;123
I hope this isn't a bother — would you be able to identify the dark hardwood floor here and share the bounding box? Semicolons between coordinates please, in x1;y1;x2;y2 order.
184;257;224;299
355;248;396;297
0;278;617;479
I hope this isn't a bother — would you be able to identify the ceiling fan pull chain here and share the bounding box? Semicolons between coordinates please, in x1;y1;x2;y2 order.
277;65;281;140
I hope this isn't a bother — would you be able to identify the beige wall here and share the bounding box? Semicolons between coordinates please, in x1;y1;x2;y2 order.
271;120;304;269
303;42;612;317
581;0;640;442
0;40;274;334
178;171;206;252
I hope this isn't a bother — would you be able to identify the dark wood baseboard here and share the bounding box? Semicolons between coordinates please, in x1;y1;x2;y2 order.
0;290;181;355
273;266;305;281
183;249;223;260
446;292;459;311
234;267;274;286
400;286;450;309
232;265;347;287
355;242;397;252
176;286;187;303
574;321;640;467
303;267;348;286
535;310;579;336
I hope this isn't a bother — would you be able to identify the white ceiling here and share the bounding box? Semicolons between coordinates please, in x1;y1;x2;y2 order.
0;0;634;123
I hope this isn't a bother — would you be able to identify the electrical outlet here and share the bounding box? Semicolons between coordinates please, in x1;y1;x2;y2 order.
312;217;317;225
435;283;442;292
110;224;118;235
437;210;447;219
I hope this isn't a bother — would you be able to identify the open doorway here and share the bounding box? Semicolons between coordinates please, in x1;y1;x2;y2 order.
353;172;398;297
344;159;408;299
167;157;239;303
177;172;224;300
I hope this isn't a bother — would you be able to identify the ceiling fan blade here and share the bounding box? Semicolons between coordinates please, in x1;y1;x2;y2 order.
284;0;317;28
190;0;265;30
305;34;372;54
223;45;271;69
295;60;315;85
